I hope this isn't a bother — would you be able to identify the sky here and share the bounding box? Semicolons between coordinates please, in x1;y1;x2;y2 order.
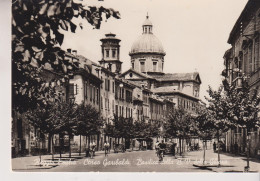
61;0;249;102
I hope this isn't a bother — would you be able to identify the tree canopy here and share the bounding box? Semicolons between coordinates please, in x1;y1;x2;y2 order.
12;0;120;112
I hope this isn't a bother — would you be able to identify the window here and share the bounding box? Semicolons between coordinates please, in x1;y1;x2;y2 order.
90;85;92;101
122;106;124;117
106;49;109;57
108;79;110;91
255;37;259;70
112;100;114;113
85;83;88;99
126;90;132;103
132;63;134;69
96;88;99;105
93;87;95;104
153;61;157;72
115;105;118;116
140;61;145;72
115;85;118;99
112;81;115;93
120;88;125;100
162;62;164;71
108;99;110;111
101;96;103;109
249;44;253;73
112;49;116;58
69;84;74;97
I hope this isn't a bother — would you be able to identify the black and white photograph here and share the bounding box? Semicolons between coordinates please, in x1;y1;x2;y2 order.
7;0;260;174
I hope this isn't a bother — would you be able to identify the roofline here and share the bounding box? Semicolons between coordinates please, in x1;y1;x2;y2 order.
74;69;103;84
227;0;259;44
129;51;166;56
154;91;200;101
120;68;156;80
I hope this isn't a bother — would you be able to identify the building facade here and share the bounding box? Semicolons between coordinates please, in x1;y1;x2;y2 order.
223;0;260;157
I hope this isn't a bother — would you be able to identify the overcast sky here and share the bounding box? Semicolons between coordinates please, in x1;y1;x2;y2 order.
61;0;248;102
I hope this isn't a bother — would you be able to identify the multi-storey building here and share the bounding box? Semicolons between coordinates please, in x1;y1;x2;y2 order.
12;15;202;157
223;0;260;157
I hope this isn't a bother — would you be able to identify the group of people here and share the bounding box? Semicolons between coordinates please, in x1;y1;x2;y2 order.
86;141;110;158
87;140;167;161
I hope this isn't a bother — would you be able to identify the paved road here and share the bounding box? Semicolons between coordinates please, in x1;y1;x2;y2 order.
22;150;209;172
13;149;260;172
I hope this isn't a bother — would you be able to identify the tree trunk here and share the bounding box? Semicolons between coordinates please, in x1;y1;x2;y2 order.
88;136;90;148
48;133;51;153
203;140;206;165
69;135;71;158
51;135;55;161
217;132;221;167
179;137;182;156
246;128;250;171
59;134;62;158
39;139;42;166
79;135;81;156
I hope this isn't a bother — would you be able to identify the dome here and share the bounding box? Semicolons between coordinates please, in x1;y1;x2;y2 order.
130;34;165;55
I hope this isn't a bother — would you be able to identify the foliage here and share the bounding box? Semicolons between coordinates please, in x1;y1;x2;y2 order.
75;103;103;136
134;119;160;139
12;0;120;112
107;116;135;139
105;116;160;140
205;85;234;134
194;107;215;140
222;78;260;130
26;101;77;136
164;106;194;139
206;76;260;133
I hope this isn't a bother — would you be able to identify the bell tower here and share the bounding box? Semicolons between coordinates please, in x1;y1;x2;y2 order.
99;33;122;74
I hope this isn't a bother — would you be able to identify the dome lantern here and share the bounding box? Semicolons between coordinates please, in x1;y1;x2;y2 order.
142;13;153;34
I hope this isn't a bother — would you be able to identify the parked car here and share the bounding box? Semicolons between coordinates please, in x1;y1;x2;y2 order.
164;142;176;156
114;144;126;153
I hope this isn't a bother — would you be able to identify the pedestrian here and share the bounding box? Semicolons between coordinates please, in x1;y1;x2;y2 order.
234;142;238;155
155;141;159;156
213;142;216;153
104;141;110;157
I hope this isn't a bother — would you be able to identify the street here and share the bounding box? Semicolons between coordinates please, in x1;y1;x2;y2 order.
12;149;260;172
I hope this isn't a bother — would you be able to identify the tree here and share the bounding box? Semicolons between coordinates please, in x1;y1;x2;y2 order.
221;77;260;171
12;0;120;112
26;102;65;160
194;107;216;165
206;85;233;167
75;103;103;155
164;106;193;156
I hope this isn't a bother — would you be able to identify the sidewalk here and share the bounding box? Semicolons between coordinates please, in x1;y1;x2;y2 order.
186;149;260;172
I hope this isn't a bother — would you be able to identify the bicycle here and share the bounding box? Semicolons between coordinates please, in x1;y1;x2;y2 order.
158;149;165;161
104;147;109;157
89;147;95;159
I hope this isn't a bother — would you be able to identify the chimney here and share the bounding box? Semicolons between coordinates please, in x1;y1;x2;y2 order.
72;50;77;56
67;48;72;53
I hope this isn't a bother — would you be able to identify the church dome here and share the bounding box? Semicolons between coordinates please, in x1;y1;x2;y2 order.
130;34;165;55
129;15;165;56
